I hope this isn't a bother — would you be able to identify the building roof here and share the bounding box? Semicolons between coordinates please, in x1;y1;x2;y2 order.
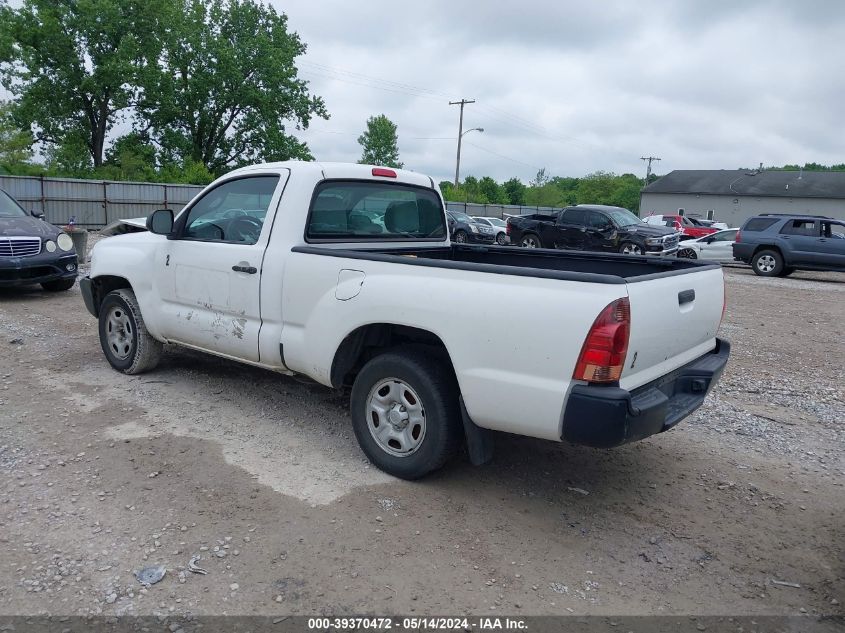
642;170;845;200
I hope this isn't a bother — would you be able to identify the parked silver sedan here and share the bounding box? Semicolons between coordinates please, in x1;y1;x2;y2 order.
676;228;739;262
471;216;509;245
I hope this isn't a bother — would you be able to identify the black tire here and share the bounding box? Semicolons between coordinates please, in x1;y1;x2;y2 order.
98;288;162;374
496;232;508;246
350;349;463;480
619;242;644;255
677;248;697;259
453;230;468;244
751;249;783;277
520;233;541;248
41;278;76;292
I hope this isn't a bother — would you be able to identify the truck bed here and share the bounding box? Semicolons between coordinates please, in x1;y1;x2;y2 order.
292;244;720;284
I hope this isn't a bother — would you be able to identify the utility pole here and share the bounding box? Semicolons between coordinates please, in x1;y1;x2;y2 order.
450;99;475;186
640;156;661;185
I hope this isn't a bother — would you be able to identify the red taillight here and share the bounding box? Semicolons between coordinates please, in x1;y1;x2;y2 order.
506;221;511;235
573;297;631;383
734;230;741;243
372;167;397;178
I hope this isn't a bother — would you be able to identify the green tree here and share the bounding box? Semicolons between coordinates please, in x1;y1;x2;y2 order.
0;0;162;167
0;101;33;172
101;132;158;181
438;180;455;200
530;167;550;188
357;114;403;168
477;176;507;204
43;132;94;177
502;177;526;205
139;0;327;173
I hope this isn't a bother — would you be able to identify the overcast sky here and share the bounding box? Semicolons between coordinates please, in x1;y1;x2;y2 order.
277;0;845;184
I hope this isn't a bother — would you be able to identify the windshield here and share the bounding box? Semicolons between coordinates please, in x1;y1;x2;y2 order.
451;211;472;223
487;218;506;227
606;208;642;227
0;190;27;218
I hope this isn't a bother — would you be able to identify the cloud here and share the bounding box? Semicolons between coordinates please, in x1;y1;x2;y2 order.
276;0;845;183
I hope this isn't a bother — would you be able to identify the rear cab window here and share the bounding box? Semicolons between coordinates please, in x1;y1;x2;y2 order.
306;181;447;242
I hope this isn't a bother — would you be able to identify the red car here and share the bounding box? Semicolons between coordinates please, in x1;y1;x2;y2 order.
643;214;718;240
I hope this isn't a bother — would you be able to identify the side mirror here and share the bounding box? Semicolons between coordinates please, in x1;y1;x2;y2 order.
147;209;174;235
30;209;45;219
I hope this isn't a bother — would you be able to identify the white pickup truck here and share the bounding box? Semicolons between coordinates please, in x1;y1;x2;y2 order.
81;162;730;479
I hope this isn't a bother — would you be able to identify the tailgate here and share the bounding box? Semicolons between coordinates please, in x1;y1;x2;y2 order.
620;266;724;391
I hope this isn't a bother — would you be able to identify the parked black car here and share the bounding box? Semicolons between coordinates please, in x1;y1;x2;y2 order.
506;204;679;256
0;188;78;291
446;210;496;244
732;213;845;276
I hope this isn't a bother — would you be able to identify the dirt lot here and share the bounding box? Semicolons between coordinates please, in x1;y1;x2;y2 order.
0;264;842;620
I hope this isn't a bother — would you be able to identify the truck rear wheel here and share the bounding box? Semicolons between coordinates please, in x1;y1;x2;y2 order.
98;288;162;374
520;233;541;248
350;350;462;479
751;249;783;276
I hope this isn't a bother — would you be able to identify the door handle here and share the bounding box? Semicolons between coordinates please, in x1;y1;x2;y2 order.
678;289;696;305
232;265;257;274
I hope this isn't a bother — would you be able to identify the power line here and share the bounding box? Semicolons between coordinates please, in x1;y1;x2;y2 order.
298;60;614;155
463;140;541;171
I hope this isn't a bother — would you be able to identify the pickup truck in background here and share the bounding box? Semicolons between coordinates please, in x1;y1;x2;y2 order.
81;162;729;479
507;204;680;256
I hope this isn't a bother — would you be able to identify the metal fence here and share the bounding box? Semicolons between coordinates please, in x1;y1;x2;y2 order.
0;175;204;228
0;174;566;228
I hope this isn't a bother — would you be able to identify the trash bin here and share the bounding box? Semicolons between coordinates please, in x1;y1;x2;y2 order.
67;228;89;264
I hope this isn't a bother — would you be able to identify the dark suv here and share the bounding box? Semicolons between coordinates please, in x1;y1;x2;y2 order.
732;214;845;276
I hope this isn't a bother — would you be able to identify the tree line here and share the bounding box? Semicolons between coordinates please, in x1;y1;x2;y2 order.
440;169;651;212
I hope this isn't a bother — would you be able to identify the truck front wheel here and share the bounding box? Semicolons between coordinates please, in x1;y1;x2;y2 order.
98;288;162;374
350;350;462;479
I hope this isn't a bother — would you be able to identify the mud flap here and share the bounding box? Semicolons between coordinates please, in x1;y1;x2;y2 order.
459;396;494;466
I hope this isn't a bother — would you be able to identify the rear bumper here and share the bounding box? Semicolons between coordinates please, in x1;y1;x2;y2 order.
0;253;78;287
732;243;754;262
561;338;730;448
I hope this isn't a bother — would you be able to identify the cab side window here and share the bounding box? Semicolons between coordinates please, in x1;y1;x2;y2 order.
182;176;280;244
560;209;587;226
585;211;610;229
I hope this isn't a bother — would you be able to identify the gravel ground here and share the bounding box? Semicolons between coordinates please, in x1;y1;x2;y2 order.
0;258;842;621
